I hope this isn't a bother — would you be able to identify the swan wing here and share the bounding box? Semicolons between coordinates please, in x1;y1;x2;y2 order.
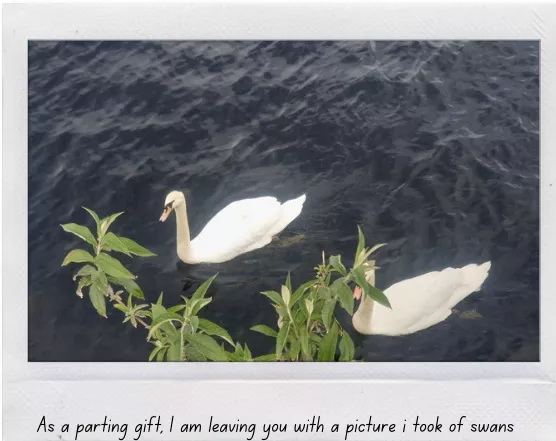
189;197;283;263
370;262;491;335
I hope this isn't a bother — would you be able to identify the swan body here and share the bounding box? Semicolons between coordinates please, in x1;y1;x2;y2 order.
352;262;491;336
160;190;306;264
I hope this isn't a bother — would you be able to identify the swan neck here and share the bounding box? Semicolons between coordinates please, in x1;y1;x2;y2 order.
174;203;191;261
353;268;376;334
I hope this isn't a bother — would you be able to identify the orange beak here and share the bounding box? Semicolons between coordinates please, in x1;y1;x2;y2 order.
353;286;363;301
159;206;172;222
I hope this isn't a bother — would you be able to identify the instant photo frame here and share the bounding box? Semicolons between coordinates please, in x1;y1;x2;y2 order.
3;3;556;440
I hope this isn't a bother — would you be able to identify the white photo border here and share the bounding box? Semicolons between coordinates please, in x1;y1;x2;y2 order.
3;3;555;440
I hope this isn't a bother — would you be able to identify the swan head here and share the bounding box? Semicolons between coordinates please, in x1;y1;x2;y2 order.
159;190;186;222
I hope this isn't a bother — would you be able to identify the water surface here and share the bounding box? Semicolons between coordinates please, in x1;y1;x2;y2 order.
28;41;539;362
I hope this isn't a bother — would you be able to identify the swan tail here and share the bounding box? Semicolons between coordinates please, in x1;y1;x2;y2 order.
267;194;306;237
450;261;491;306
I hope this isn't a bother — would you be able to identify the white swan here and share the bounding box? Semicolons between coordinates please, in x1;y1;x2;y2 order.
352;261;491;336
160;190;306;264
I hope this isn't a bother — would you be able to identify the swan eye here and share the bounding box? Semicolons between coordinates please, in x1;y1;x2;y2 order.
165;202;173;209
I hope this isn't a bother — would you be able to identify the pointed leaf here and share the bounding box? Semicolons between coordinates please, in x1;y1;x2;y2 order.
291;279;317;307
113;303;129;314
118;236;156;257
182;333;228;362
73;265;96;281
254;354;278;362
99;212;124;236
91;269;109;294
334;280;355;315
339;331;355;361
108;276;144;299
281;285;291;307
353;267;391;309
76;276;92;298
95;253;135;280
329;255;347;275
102;232;131;256
82;207;102;237
275;322;290;357
62;249;95;266
198;318;234;346
61;223;97;248
188;298;212;316
183;344;208;362
250;324;278;338
167;338;182;361
260;290;286;308
321;299;336;332
285;272;292;293
89;284;107;317
355;225;366;263
190;273;218;302
148;312;184;339
318;321;339;361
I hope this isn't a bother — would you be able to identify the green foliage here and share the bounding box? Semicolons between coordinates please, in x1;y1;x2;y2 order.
252;226;389;362
62;209;390;363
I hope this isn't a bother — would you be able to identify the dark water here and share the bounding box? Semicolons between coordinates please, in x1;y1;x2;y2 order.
28;41;539;362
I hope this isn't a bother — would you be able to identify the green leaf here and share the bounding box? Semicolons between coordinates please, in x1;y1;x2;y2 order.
89;284;107;317
183;344;208;362
62;249;95;266
260;290;286;308
156;347;167;362
102;232;132;256
329;255;347;275
334;280;355;315
353;267;391;309
188;298;212;316
254;354;278;362
299;325;310;360
95;253;135;280
289;338;301;360
73;265;96;281
76;275;92;298
191;273;218;303
281;285;291;307
355;225;366;264
118;236;156;257
182;333;229;362
91;269;109;294
108;276;144;299
167;304;186;314
99;212;124;236
148;312;184;339
114;303;129;314
167;338;182;361
156;292;164;306
321;299;336;332
250;324;278;338
290;279;317;307
285;272;292;293
367;243;387;257
151;303;177;338
318;321;339;361
198;318;234;346
82;207;102;238
339;331;355;361
61;223;97;249
149;346;163;362
189;316;199;333
275;322;290;358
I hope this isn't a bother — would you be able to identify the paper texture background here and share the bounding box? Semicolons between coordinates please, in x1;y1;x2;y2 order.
3;3;555;440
